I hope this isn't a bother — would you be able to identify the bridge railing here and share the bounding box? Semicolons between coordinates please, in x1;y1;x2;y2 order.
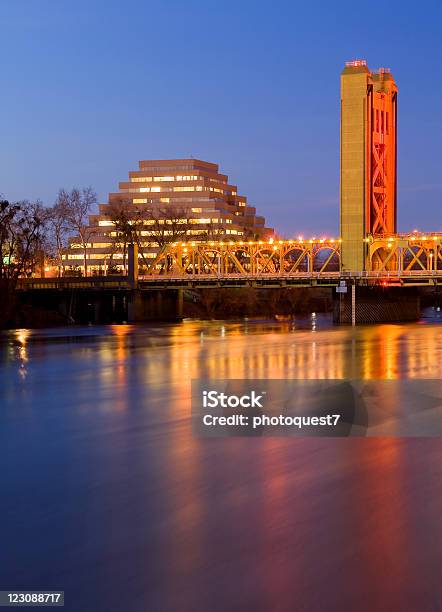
15;268;442;291
17;276;130;290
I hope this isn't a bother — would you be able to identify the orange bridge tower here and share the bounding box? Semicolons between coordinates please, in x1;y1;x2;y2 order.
340;60;398;271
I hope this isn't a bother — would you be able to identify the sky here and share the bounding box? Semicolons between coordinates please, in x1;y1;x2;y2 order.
1;0;442;237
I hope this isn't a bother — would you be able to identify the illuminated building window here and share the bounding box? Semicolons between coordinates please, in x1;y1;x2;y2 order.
174;186;194;192
64;159;272;267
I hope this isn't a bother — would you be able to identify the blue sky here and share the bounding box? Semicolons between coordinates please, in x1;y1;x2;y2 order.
1;0;442;236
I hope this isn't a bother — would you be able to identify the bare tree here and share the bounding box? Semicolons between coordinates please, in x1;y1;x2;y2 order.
0;200;20;281
62;187;97;276
133;206;192;272
107;203;192;272
108;198;136;274
0;199;49;324
242;226;263;241
195;220;223;242
0;199;47;282
142;206;190;246
104;201;250;276
47;192;71;276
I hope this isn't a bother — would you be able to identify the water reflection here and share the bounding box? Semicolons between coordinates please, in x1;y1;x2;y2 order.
11;328;30;380
0;319;441;611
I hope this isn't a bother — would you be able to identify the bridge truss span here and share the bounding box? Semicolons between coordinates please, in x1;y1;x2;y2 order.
138;234;442;286
144;239;341;279
367;233;442;274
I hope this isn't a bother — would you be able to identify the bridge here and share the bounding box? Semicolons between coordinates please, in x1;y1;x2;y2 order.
19;230;442;291
137;233;442;287
19;231;442;291
17;61;442;323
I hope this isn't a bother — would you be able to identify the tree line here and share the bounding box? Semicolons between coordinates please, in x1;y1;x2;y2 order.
0;188;97;286
1;187;262;282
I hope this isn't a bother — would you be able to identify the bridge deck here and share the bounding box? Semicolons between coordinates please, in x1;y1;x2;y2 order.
16;270;442;291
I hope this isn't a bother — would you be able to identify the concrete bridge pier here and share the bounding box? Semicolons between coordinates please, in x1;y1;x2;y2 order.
333;286;420;325
127;289;183;323
126;243;183;322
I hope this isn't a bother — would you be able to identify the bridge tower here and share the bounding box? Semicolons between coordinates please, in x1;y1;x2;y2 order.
340;60;398;271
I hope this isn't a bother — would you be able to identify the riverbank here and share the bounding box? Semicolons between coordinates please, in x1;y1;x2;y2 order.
0;287;333;329
1;285;440;329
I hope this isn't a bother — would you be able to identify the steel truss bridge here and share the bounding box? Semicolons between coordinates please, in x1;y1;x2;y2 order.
18;233;442;291
134;234;442;287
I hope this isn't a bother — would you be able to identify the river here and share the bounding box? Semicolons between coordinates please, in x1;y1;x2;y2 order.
1;315;441;611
